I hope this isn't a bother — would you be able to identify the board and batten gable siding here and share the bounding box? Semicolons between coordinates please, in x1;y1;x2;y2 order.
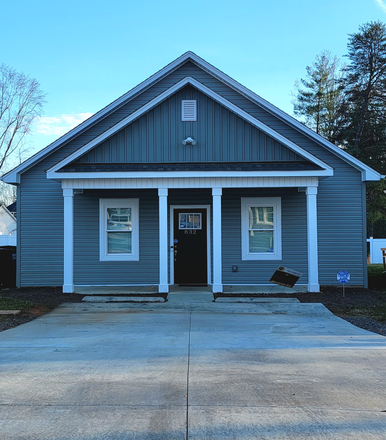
74;189;158;285
18;59;365;286
76;86;303;164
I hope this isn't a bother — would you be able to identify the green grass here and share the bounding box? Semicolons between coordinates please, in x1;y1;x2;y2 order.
0;297;34;311
368;264;386;291
345;304;386;322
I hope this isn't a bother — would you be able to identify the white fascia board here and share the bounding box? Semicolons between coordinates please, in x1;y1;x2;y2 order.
186;53;381;182
47;77;333;176
3;50;381;183
2;52;196;184
47;169;333;181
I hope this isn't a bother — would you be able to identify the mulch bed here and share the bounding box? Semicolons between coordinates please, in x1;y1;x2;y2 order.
0;285;386;335
0;287;84;332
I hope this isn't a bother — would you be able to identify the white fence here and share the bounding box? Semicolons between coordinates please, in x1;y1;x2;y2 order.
367;237;386;264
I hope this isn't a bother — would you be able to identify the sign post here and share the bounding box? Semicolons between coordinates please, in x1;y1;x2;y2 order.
337;270;350;297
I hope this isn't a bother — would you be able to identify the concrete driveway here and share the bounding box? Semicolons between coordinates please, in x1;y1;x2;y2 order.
1;293;386;439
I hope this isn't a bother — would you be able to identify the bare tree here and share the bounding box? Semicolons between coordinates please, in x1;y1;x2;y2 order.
0;181;16;206
0;63;46;172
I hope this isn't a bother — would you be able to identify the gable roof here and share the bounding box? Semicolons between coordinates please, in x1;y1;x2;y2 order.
2;51;383;183
46;77;333;179
6;202;16;214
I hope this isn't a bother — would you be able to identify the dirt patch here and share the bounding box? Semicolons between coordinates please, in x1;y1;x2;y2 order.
0;287;84;332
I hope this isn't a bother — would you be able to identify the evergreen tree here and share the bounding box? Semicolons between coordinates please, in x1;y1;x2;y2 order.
341;21;386;238
293;51;345;143
293;22;386;238
342;21;386;174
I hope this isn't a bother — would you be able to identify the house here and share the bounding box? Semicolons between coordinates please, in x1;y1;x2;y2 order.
0;204;17;288
6;202;17;218
1;52;383;294
0;204;17;247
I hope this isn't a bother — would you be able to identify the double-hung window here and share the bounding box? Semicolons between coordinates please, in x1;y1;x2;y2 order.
99;199;139;261
241;197;282;260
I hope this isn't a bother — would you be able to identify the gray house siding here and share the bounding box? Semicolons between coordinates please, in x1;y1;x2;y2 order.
222;188;308;285
20;170;64;285
73;189;159;285
318;168;365;286
17;59;366;287
77;86;303;164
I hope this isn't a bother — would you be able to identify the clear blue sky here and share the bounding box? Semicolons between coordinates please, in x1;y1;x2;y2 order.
1;0;385;163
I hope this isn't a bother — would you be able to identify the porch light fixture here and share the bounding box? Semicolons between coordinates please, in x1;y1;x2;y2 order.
182;137;197;146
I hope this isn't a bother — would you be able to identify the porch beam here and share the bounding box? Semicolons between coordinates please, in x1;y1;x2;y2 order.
212;188;223;293
63;188;74;293
306;186;319;292
158;188;169;293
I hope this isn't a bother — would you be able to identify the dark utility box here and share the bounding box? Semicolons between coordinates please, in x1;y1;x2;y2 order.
0;247;16;289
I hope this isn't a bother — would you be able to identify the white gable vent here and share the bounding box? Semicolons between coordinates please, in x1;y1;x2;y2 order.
182;100;197;121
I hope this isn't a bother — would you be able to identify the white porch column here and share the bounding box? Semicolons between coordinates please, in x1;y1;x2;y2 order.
212;188;223;293
63;188;74;293
158;188;169;293
306;186;319;292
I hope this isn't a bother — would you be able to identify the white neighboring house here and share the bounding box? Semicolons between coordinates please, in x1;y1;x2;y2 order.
367;237;386;264
0;204;17;247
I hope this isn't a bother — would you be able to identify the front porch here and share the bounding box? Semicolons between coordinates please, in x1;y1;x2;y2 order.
61;176;322;295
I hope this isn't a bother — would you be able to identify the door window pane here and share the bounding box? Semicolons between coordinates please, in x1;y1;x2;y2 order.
179;214;187;229
193;214;201;228
179;213;201;230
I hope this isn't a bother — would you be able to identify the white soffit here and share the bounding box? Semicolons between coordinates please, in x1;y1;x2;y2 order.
47;76;333;177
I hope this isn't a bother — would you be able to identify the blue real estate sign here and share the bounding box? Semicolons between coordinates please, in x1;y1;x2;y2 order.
337;270;350;284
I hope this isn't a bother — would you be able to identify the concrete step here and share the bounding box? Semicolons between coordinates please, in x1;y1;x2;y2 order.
82;296;166;303
215;297;300;303
75;286;158;294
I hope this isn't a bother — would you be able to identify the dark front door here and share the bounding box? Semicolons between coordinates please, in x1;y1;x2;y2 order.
173;208;207;285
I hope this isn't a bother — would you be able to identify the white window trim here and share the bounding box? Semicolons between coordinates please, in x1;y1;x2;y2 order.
241;197;282;260
99;198;139;261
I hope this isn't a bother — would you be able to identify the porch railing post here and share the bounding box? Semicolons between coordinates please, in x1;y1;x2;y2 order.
306;186;319;292
63;188;74;293
212;187;223;293
158;188;169;293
